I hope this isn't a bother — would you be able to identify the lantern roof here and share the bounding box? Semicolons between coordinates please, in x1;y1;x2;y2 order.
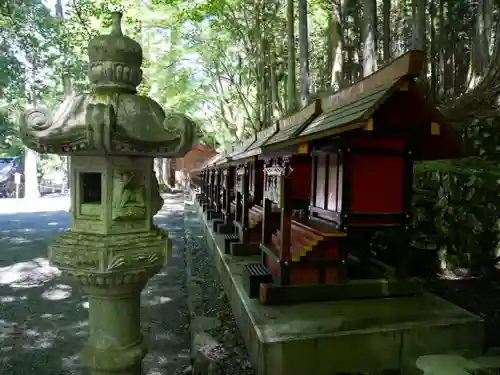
19;12;195;158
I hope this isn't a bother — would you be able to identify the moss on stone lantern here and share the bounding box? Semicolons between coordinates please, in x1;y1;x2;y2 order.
19;11;196;375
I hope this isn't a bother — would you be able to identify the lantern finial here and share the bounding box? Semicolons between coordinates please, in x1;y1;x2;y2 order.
87;11;143;93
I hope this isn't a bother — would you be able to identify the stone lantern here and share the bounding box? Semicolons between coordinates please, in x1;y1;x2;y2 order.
19;12;195;375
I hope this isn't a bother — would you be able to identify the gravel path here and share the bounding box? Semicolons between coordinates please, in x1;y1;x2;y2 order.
0;194;190;375
184;200;254;375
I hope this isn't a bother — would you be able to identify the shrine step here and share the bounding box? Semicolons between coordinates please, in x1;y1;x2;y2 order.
259;278;423;305
223;233;239;254
212;219;224;232
243;263;273;299
230;242;261;257
207;210;222;220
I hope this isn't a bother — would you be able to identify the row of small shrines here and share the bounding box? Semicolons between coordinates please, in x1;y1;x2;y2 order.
193;50;463;306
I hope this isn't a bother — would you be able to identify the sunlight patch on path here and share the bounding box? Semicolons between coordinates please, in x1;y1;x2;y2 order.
0;197;70;214
42;284;73;301
0;257;60;288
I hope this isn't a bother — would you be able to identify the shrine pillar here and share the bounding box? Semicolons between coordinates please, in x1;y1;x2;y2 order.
18;12;195;375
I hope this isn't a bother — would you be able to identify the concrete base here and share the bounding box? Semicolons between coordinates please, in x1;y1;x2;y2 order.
197;204;484;375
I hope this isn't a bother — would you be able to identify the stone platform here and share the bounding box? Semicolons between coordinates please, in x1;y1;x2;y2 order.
197;204;484;375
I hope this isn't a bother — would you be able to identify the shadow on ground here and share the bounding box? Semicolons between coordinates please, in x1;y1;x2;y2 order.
0;193;190;375
427;273;500;350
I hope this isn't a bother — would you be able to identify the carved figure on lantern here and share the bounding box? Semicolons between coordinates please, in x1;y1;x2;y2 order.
112;170;147;220
19;11;195;375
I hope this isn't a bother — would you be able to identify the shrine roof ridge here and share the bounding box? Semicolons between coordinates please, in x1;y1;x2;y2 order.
229;121;280;161
264;100;322;148
269;75;461;159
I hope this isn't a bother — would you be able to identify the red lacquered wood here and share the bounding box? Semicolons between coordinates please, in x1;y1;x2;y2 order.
349;154;404;214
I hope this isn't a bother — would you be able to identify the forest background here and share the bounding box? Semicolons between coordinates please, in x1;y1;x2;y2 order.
1;0;500;274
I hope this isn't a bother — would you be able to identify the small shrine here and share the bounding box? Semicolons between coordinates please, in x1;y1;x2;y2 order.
195;50;482;375
243;50;463;305
19;12;195;375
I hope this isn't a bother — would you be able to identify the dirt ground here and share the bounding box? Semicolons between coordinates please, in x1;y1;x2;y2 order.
426;268;500;349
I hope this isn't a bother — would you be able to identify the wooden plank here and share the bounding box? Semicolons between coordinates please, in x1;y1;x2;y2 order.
241;166;250;243
327;153;338;211
280;174;292;263
315;155;327;209
337;158;344;212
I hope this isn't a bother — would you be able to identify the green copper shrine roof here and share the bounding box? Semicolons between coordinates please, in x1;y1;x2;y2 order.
300;78;399;138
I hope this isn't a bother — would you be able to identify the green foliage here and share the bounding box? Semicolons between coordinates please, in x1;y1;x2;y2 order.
413;116;500;273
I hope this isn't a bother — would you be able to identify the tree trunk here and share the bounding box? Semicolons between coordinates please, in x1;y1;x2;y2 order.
264;39;273;125
154;158;164;184
24;148;38;199
362;0;377;77
430;2;437;99
55;0;71;191
298;0;310;108
24;59;39;199
328;1;344;90
382;0;391;62
469;0;494;89
286;0;297;114
412;0;426;52
162;158;168;183
441;8;500;127
270;48;282;120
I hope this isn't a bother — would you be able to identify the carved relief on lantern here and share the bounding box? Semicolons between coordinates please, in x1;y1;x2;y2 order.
112;170;147;221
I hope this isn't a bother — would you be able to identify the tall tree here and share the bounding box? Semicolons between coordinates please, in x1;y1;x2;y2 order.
298;0;311;107
286;0;297;113
362;0;378;76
